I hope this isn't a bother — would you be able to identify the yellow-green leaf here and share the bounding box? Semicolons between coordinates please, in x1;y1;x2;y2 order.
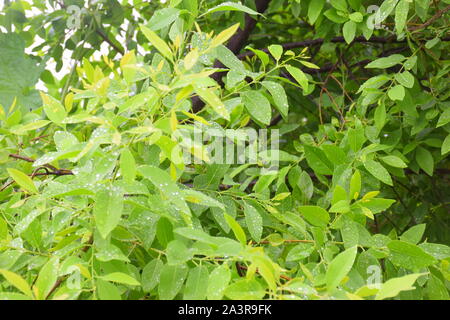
0;269;33;298
140;25;173;61
211;23;240;48
183;48;199;70
99;272;140;286
195;87;230;120
7;168;38;193
40;92;67;124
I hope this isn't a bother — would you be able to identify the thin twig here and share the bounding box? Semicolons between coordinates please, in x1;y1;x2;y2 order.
408;4;450;31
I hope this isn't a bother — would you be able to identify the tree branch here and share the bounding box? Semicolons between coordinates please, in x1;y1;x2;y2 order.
95;29;125;55
408;4;450;31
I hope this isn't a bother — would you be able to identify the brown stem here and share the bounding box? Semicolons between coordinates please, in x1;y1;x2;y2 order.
408;4;450;31
2;153;74;192
95;29;125;55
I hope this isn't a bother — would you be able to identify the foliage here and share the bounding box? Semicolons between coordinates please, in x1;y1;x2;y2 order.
0;0;449;300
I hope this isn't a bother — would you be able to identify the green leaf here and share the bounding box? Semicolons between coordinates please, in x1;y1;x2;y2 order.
362;198;395;213
166;240;193;265
299;60;320;69
0;34;42;113
140;25;173;61
225;279;265;300
174;227;216;245
207;265;231;300
308;0;325;24
40;92;67;124
183;265;209;300
268;44;283;61
347;127;366;152
299;170;314;200
387;240;437;270
437;108;450;127
203;2;261;16
148;8;180;31
54;131;78;151
364;160;393;185
241;91;272;125
0;218;6;240
118;88;158;113
419;243;450;260
395;0;409;34
7;168;38;194
243;202;263;242
158;264;188;300
400;224;426;244
224;213;247;246
415;147;434;176
156;217;174;248
286;243;315;261
326;246;357;292
0;269;33;298
374;103;386;131
11;120;51;135
349;170;361;199
329;200;350;214
304;145;333;175
285;65;309;92
35;257;59;300
394;71;414;89
138;165;191;224
183;48;199;70
375;273;425;300
195;87;230;120
349;12;363;22
94;188;124;238
387;85;405;101
261;81;289;118
332;185;347;205
365;54;405;69
96;279;122;300
380;155;407;168
120;147;136;183
330;0;348;12
183;189;225;209
15;209;45;234
214;45;246;73
425;37;440;49
0;293;31;300
375;0;399;24
142;259;163;292
211;23;240;48
426;275;450;300
343;20;357;44
100;272;140;286
442;134;450;155
298;205;330;228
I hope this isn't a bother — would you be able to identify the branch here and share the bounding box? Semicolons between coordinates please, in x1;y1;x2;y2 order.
408;4;450;31
95;29;125;55
1;154;74;191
